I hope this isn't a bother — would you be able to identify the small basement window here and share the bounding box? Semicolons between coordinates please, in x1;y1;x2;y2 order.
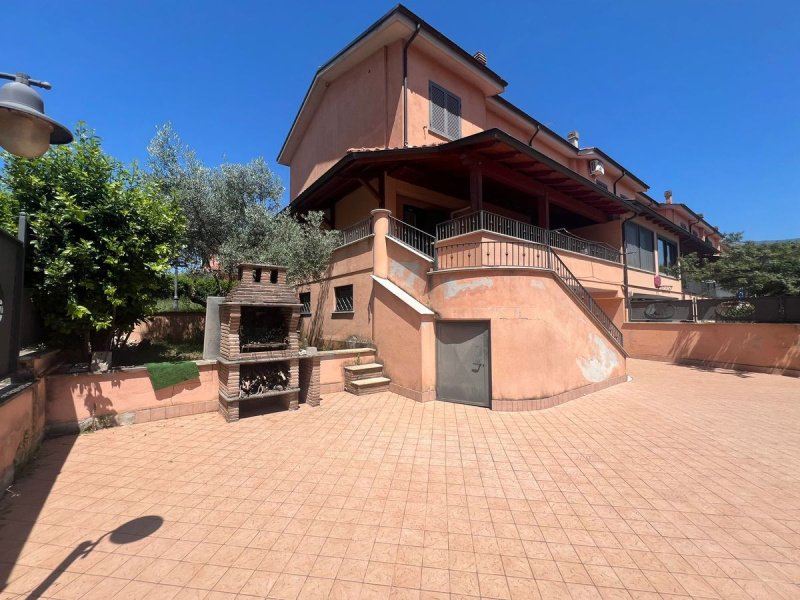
429;82;461;140
334;284;354;313
299;292;311;315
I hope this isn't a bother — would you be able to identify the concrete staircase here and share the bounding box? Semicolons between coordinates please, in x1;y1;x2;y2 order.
344;362;391;396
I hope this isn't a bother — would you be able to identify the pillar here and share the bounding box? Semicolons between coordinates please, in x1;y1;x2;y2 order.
371;208;391;278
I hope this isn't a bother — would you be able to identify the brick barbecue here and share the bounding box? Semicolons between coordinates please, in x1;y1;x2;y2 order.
217;264;302;421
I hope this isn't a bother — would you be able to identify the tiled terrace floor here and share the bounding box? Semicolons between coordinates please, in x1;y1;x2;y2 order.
2;360;800;599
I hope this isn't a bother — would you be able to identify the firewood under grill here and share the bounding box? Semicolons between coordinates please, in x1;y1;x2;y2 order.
239;364;290;398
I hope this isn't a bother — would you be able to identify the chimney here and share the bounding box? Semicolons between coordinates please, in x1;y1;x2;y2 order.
473;51;487;65
664;190;673;204
567;130;580;148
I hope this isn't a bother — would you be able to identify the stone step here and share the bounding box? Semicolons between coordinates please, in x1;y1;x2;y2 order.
346;376;391;396
344;363;384;381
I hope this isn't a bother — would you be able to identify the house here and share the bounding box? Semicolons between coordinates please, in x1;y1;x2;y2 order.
280;5;720;410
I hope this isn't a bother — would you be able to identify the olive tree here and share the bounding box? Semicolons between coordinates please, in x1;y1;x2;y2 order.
147;123;340;297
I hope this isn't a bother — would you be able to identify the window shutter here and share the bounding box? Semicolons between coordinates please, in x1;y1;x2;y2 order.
446;92;461;139
640;229;655;272
624;221;640;269
429;84;447;136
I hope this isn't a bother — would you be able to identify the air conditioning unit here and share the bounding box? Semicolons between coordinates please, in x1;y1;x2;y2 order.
589;159;605;177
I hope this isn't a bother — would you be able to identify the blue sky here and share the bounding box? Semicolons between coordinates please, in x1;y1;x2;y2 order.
4;1;799;240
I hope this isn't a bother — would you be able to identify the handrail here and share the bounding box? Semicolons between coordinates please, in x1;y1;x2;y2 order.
435;239;624;348
436;210;621;263
388;216;435;259
548;249;624;348
339;216;373;246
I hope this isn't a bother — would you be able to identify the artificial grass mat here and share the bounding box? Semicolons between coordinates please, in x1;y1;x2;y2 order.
145;361;200;390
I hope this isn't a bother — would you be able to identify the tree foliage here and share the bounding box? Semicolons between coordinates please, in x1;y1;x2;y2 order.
679;232;800;296
147;123;340;293
1;124;185;351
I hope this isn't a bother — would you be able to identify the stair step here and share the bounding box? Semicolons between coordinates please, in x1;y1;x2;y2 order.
346;376;391;396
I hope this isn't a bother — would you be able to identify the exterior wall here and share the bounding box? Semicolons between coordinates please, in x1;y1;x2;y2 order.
428;268;627;407
555;250;624;296
387;237;431;301
623;322;800;376
298;236;375;346
0;382;45;491
406;46;487;147
318;348;377;394
372;281;436;402
291;48;394;198
571;220;623;252
130;312;205;344
45;361;219;433
595;297;626;330
336;185;379;230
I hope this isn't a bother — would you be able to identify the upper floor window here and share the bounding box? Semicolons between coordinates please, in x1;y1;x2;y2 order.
657;237;678;269
624;222;655;272
429;82;461;140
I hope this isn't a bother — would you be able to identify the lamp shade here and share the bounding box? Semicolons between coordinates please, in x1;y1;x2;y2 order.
0;80;72;158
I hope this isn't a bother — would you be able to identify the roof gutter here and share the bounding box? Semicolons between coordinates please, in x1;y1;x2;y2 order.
612;169;626;196
402;22;422;148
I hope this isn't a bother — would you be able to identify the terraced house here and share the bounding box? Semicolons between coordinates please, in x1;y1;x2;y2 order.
283;5;722;410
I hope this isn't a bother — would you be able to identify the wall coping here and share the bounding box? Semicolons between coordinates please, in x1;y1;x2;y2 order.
49;358;217;379
316;348;376;360
622;322;800;328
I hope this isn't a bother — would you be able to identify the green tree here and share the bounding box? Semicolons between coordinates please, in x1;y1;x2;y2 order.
679;233;800;296
147;123;339;295
0;189;19;235
1;124;185;352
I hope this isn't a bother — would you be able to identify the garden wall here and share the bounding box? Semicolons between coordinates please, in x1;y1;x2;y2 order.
623;322;800;376
129;311;205;343
45;360;219;434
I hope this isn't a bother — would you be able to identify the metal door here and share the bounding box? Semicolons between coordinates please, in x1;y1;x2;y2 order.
436;321;490;407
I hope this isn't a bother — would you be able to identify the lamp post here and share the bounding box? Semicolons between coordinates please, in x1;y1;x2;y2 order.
0;72;72;158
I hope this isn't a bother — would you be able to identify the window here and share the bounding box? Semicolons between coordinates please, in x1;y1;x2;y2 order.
658;237;678;269
624;221;655;272
429;82;461;140
299;292;311;315
334;285;354;313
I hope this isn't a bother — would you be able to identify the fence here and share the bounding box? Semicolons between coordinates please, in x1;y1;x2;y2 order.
0;229;24;377
388;217;436;258
629;296;800;323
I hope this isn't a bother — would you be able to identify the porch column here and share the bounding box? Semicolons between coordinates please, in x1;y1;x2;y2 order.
371;208;391;278
537;195;549;229
470;164;483;211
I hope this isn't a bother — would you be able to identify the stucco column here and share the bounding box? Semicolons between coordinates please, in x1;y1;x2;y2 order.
371;208;391;278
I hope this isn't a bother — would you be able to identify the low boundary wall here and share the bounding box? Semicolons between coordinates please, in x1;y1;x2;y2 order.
623;322;800;376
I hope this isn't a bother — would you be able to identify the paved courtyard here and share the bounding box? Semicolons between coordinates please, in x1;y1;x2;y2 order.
1;359;800;599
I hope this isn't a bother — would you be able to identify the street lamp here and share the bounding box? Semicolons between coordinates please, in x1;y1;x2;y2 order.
0;72;72;158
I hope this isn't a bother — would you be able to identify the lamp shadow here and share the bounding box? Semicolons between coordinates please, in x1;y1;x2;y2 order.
24;515;163;599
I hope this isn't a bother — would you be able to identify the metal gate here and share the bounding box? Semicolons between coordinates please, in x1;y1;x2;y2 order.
436;321;491;407
0;229;24;378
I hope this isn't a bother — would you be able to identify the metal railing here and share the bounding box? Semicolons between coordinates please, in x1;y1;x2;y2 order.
435;210;621;263
435;239;624;348
436;210;548;245
388;216;435;259
549;229;622;263
339;216;373;246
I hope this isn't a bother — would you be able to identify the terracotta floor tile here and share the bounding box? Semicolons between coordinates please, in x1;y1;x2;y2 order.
2;361;800;600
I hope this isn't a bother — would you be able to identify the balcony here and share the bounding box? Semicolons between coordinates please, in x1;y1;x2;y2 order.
435;211;622;264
